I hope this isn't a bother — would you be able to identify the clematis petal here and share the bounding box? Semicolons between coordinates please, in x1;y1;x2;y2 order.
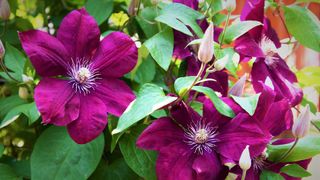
34;78;80;126
173;0;198;9
216;113;271;161
234;35;265;58
19;30;69;77
253;82;276;121
156;142;194;180
192;152;226;180
94;78;135;117
67;95;107;144
92;32;138;78
137;117;184;151
57;8;100;59
170;101;201;128
263;18;281;48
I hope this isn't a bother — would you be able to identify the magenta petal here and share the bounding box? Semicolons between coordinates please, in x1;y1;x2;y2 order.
94;78;135;117
57;8;100;59
67;95;107;144
263;18;281;48
92;32;138;78
216;113;271;161
234;35;264;58
192;152;224;180
170;101;201;128
34;78;79;126
156;142;194;180
254;82;276;121
173;0;198;9
19;30;69;77
137;117;184;151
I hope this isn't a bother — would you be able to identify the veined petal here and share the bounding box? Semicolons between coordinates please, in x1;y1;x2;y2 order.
34;78;80;126
136;117;184;151
234;35;264;58
19;30;69;76
94;78;135;117
57;8;100;59
67;95;107;144
170;101;201;128
92;32;138;78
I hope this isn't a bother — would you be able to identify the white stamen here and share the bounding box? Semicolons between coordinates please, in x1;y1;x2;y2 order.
260;36;278;58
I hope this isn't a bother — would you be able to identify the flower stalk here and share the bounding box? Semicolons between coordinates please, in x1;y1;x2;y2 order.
219;11;231;47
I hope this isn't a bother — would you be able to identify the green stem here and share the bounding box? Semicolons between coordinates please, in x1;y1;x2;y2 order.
0;21;7;37
277;138;299;163
241;170;247;180
0;57;19;83
311;121;320;133
219;11;231;47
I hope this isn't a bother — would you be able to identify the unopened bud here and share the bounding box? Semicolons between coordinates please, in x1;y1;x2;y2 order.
292;105;311;138
239;145;251;171
214;55;228;71
198;23;214;64
224;0;236;12
22;74;34;84
0;39;4;59
19;87;29;100
128;0;139;16
0;0;10;20
229;74;246;96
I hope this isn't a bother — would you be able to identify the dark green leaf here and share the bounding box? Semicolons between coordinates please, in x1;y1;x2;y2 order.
190;101;203;116
231;94;260;116
155;3;203;37
85;0;113;25
283;5;320;52
112;84;177;134
280;164;312;177
119;125;157;180
192;86;235;118
267;136;320;162
174;76;196;96
31;126;104;180
136;7;159;38
260;170;285;180
144;27;173;70
0;163;21;180
0;144;4;158
0;96;26;120
220;20;262;44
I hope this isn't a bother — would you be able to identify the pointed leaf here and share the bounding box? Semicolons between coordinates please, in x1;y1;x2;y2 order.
280;164;312;178
231;93;260;116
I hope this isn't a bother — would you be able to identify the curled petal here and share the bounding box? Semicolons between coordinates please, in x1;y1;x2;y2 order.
19;30;69;76
67;95;107;144
92;32;138;78
57;8;100;59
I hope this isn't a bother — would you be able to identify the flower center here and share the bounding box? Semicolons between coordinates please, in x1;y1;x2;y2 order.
260;36;277;58
184;120;218;155
252;153;268;172
68;58;100;94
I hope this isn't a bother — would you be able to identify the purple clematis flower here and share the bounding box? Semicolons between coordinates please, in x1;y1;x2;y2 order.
234;0;303;106
137;101;270;179
19;8;138;144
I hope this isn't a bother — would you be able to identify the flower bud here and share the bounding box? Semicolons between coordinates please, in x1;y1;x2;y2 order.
128;0;139;16
22;74;34;84
239;145;251;171
0;39;4;59
19;87;29;100
292;104;311;138
0;0;10;20
198;23;214;64
213;55;228;71
224;0;236;12
229;74;246;96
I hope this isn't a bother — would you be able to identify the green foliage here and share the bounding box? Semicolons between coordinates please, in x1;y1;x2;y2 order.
85;0;113;25
267;136;320;162
174;76;196;96
119;125;157;180
0;163;22;180
113;84;177;134
31;126;104;180
231;94;260;116
144;27;174;70
283;5;320;52
260;170;285;180
280;164;312;178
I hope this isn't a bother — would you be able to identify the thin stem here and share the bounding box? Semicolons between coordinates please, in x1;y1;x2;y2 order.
219;11;231;47
241;170;247;180
311;121;320;133
0;57;19;83
276;138;299;163
275;6;291;44
176;62;205;103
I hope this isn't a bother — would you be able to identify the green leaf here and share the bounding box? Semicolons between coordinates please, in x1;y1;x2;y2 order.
296;66;320;88
112;84;177;134
0;43;26;81
301;97;317;114
0;95;26;120
133;55;156;84
214;48;240;76
221;20;262;44
0;163;21;180
0;102;40;128
283;5;320;52
150;109;167;118
190;101;203;116
0;144;4;158
119;125;157;180
144;27;173;70
280;164;312;178
267;136;320;162
192;86;235;118
296;0;320;3
136;7;159;38
85;0;113;25
231;93;260;116
155;3;203;37
260;170;285;180
31;126;104;180
174;76;196;96
90;158;139;180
